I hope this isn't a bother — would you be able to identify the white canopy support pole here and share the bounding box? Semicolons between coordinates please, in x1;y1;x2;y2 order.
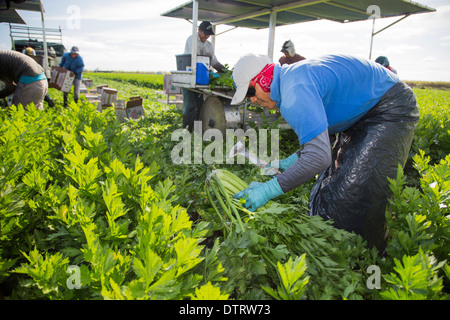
211;25;216;51
369;14;410;60
268;10;277;60
265;10;277;118
369;17;375;60
190;0;199;88
39;0;49;77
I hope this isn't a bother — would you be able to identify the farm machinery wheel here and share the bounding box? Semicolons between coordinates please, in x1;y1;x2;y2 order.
199;96;226;134
199;95;241;135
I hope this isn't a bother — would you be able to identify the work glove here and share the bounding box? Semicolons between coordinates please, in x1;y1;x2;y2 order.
263;153;299;175
209;71;220;79
233;177;284;212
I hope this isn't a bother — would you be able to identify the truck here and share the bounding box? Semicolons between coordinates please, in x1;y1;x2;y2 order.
9;23;66;77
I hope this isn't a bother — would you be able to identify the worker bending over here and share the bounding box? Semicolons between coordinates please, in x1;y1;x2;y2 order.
230;53;418;253
0;50;48;110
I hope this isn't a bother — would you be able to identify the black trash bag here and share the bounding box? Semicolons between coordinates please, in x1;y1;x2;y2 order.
309;81;419;254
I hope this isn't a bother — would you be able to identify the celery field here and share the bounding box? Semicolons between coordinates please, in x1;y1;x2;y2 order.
0;73;448;300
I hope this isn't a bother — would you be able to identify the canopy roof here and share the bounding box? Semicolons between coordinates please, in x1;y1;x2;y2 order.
0;0;43;24
0;8;25;24
161;0;435;29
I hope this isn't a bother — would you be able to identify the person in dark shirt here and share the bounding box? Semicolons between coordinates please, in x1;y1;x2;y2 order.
278;40;306;66
0;50;48;110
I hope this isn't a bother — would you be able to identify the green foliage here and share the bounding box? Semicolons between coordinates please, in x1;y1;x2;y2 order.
381;249;447;300
1;74;449;301
191;281;230;300
262;254;309;300
205;169;376;300
0;101;223;299
85;72;164;90
411;89;450;163
209;66;234;89
386;151;450;262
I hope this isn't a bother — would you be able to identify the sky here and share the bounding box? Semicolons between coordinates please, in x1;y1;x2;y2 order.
1;0;449;81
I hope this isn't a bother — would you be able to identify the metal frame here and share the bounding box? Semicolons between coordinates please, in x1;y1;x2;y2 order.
369;14;411;59
162;0;436;130
1;0;49;75
163;0;436;76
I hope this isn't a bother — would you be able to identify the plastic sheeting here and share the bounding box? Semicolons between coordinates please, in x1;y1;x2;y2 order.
309;81;419;253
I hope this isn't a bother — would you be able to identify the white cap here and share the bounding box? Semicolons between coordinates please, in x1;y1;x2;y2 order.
230;53;272;105
281;40;296;57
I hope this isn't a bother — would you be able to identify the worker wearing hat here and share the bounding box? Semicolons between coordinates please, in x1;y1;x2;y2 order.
22;46;55;108
59;46;84;108
182;21;226;132
230;53;418;253
279;40;306;66
375;56;398;75
0;49;48;110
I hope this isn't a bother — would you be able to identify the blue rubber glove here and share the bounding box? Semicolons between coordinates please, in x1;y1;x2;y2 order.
263;153;299;175
233;178;284;212
209;71;220;79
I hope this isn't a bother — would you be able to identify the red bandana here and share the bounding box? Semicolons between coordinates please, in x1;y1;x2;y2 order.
250;63;275;92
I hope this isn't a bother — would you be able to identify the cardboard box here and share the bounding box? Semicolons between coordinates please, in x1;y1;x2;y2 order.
114;100;127;122
79;83;88;94
164;74;181;94
114;100;126;108
82;79;93;88
126;97;144;120
127;105;144;120
96;85;108;94
101;88;117;106
85;94;98;101
49;66;75;93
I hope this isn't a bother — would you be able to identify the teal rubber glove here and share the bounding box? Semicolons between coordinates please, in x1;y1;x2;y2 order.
233;178;284;212
209;71;220;79
263;153;299;175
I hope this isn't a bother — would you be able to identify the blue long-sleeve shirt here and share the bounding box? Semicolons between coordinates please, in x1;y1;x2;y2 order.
271;54;400;193
59;52;84;80
270;54;399;145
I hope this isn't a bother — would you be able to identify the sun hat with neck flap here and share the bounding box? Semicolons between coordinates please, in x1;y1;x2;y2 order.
231;53;272;105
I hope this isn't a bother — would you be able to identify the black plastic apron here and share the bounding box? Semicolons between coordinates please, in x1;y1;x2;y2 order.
309;81;419;253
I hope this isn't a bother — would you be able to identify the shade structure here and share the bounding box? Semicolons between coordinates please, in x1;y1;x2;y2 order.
161;0;435;29
0;0;42;12
162;0;436;60
0;0;51;74
0;8;26;24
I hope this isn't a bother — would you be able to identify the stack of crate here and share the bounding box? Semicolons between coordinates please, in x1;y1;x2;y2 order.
81;81;144;122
